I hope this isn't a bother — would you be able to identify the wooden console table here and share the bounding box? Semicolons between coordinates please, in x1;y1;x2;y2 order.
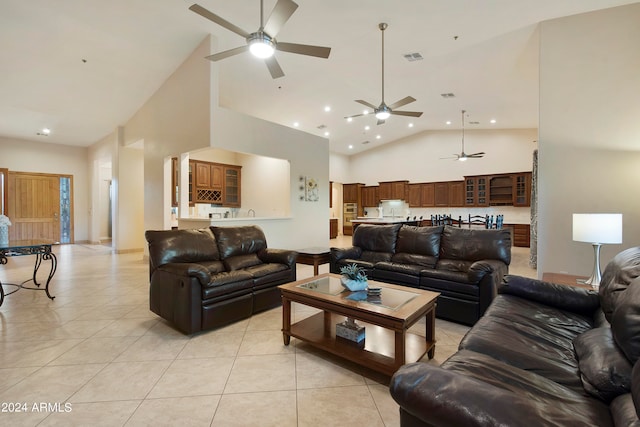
0;240;57;306
296;247;330;276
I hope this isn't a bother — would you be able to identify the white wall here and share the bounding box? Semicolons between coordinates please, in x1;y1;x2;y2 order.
0;136;90;242
344;128;538;185
237;153;290;218
538;3;640;277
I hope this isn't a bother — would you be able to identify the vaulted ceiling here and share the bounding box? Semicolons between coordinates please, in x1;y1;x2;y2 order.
1;0;636;154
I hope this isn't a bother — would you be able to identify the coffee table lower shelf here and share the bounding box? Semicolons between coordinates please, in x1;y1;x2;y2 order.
288;311;433;376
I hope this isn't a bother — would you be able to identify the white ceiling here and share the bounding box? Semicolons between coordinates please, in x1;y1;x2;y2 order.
1;0;637;155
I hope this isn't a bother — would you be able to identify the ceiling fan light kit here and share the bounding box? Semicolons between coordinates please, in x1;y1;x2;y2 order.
345;23;423;125
189;0;331;79
440;110;486;161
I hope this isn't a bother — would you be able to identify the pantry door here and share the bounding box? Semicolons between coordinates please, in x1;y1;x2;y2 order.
7;172;61;242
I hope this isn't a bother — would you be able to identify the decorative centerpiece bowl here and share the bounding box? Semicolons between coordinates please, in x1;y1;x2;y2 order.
339;263;368;291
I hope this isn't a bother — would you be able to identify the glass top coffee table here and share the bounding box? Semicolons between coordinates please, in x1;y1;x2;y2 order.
279;273;440;376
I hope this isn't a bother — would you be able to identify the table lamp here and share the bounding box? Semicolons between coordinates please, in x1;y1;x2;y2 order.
572;213;623;289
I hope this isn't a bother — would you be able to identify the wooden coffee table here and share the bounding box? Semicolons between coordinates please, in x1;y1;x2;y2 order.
279;273;440;376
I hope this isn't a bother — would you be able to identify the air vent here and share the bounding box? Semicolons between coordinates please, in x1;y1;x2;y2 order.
316;124;327;129
469;121;480;125
403;52;423;62
361;140;370;145
440;93;455;98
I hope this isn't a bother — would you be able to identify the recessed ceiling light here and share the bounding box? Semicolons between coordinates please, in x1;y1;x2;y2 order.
363;110;369;115
293;122;299;127
346;117;353;122
364;126;370;131
324;131;330;136
446;121;452;125
348;145;353;149
490;119;496;124
408;123;414;128
37;128;51;136
376;135;381;139
324;106;331;112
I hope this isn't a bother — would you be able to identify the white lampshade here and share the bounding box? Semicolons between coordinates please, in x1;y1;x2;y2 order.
572;213;623;244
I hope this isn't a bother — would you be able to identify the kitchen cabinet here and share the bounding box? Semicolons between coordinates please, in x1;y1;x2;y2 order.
330;218;338;239
513;172;532;207
420;183;435;207
488;174;514;206
434;182;449;207
449;181;465;207
408;184;422;207
191;160;241;206
379;181;408;200
361;186;379;208
505;223;531;247
171;157;178;207
329;181;333;208
464;176;488;207
343;183;363;204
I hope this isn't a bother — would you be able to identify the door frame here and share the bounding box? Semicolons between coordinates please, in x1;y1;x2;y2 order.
0;168;7;216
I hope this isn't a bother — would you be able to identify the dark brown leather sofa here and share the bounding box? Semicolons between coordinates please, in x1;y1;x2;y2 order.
330;224;511;325
390;246;640;427
145;225;297;334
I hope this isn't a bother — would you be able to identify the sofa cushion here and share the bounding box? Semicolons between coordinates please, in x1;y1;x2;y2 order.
352;223;402;253
360;250;393;264
202;271;254;300
610;394;640;427
611;277;640;364
145;228;219;270
395;225;442;257
211;225;267;259
224;253;262;271
245;263;290;288
198;260;226;274
391;252;437;268
633;359;640;418
422;267;474;285
375;261;423;276
600;246;640;322
460;294;593;392
439;226;511;264
573;327;632;402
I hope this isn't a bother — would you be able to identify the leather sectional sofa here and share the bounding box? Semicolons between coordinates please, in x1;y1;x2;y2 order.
330;224;511;325
145;225;297;334
390;246;640;427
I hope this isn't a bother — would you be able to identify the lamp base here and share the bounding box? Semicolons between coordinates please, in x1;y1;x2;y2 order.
577;243;602;290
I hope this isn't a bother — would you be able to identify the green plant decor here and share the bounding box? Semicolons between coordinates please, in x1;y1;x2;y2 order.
339;264;368;291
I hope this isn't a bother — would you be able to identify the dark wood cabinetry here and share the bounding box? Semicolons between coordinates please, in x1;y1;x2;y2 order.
449;181;465;207
330;218;338;239
361;186;379;207
464;176;488;207
189;160;241;206
379;181;408;200
488;175;514;206
343;183;363;203
421;183;435;207
505;223;531;247
408;184;422;207
171;158;179;207
513;172;532;207
434;182;449;207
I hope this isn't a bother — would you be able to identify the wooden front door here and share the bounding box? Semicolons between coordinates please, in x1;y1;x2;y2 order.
7;172;61;242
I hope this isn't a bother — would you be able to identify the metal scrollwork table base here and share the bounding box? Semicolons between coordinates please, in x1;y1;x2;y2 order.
0;240;57;307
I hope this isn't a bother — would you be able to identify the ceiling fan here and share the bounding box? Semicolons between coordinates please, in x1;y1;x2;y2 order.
189;0;331;79
345;23;423;125
441;110;485;161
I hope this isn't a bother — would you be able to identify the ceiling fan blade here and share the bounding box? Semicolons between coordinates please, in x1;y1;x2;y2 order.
440;155;460;160
189;4;250;38
344;113;367;119
390;110;423;117
467;152;485;158
265;56;285;79
205;45;249;62
355;100;377;110
276;42;331;58
377;119;386;125
388;96;416;110
264;0;298;38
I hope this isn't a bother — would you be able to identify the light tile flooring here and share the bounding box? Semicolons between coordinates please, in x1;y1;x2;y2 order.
0;236;536;426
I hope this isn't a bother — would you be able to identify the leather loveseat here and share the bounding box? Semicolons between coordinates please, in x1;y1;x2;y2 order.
145;225;297;334
390;246;640;427
330;224;511;325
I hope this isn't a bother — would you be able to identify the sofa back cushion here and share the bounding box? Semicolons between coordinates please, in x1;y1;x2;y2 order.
145;228;220;272
396;225;442;256
353;223;402;253
600;246;640;323
611;276;640;364
440;226;511;264
211;225;267;259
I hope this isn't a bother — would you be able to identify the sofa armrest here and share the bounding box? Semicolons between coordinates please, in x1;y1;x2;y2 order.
468;259;508;283
157;262;211;286
330;246;363;273
258;248;297;268
390;363;554;427
499;275;600;315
